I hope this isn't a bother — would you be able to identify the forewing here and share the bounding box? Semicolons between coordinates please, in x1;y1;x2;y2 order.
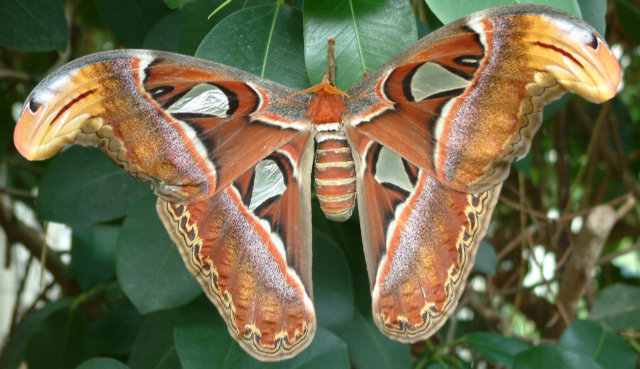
157;132;315;361
345;5;620;193
14;49;311;203
348;131;501;341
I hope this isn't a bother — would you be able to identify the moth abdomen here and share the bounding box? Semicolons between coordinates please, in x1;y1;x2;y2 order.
314;130;356;221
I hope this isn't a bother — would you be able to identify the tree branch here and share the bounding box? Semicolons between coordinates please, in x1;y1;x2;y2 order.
0;200;72;295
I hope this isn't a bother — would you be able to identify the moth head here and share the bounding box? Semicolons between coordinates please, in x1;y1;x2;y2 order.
528;15;622;103
14;70;99;161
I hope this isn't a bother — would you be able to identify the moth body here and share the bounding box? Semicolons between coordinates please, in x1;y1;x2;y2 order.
314;129;356;221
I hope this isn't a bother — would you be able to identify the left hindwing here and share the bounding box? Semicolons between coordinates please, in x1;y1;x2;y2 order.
157;132;316;361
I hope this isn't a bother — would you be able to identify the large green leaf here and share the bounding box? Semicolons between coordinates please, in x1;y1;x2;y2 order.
0;300;70;369
0;93;15;160
69;225;119;290
175;296;350;368
464;332;531;367
615;0;640;43
341;311;411;369
174;296;238;369
303;0;417;90
143;10;182;52
25;306;90;369
85;298;144;356
96;0;172;47
164;0;192;8
558;320;636;369
77;358;131;369
179;0;275;55
474;241;497;275
313;231;353;335
37;147;150;225
576;0;606;35
590;284;640;331
513;346;604;369
425;0;582;24
196;3;309;90
117;194;201;313
311;203;370;314
0;0;68;51
128;309;181;369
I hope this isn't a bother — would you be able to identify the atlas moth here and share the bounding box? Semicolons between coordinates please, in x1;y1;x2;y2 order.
13;4;621;361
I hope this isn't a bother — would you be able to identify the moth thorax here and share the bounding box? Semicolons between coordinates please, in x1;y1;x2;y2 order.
314;130;356;221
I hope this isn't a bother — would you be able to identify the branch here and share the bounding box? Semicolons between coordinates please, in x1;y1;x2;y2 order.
552;203;621;335
0;200;72;295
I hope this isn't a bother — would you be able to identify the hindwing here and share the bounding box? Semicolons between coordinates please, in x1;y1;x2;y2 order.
157;133;315;361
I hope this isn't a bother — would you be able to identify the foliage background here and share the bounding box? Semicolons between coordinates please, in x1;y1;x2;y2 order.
0;0;639;368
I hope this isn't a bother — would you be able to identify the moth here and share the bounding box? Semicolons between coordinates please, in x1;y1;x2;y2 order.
13;4;621;362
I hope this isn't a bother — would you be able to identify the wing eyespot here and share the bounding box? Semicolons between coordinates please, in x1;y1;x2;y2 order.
148;85;175;98
452;55;482;67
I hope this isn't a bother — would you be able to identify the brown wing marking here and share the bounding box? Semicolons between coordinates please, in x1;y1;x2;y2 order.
156;132;315;361
349;129;501;341
371;172;501;342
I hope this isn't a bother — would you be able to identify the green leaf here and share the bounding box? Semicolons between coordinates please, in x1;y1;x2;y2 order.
0;0;68;51
174;296;239;369
514;152;532;178
341;311;411;369
175;296;350;368
164;0;193;8
558;320;636;369
513;346;604;369
69;225;119;290
96;0;171;47
0;92;15;160
117;193;201;314
474;241;497;275
425;0;582;24
0;300;70;369
37;146;151;226
179;0;275;55
590;284;640;331
85;298;144;356
196;4;309;90
311;203;370;314
77;358;131;369
128;309;181;369
143;10;182;52
417;16;433;38
25;306;90;369
615;0;640;43
576;0;606;35
313;231;353;335
464;332;531;367
303;0;417;90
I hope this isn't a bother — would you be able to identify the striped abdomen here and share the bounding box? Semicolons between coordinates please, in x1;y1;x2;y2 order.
314;129;356;221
